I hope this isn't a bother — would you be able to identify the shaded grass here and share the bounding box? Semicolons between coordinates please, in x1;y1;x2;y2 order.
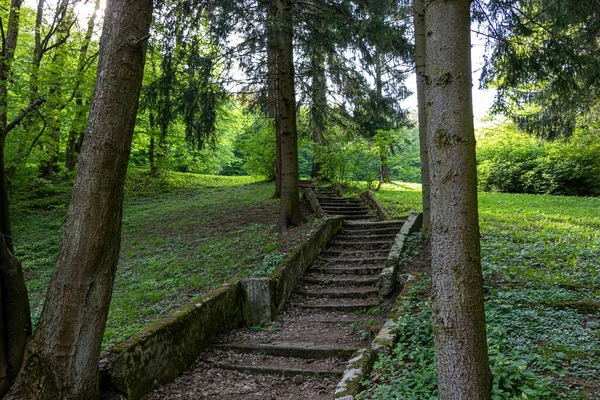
13;168;289;351
357;182;600;398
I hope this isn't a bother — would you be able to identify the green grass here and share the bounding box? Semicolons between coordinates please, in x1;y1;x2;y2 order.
357;182;600;399
13;168;291;351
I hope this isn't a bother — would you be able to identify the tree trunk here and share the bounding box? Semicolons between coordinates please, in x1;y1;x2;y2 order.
0;2;26;395
424;0;492;398
310;44;326;179
379;149;389;183
414;0;431;241
266;2;281;198
0;236;31;387
149;112;156;173
273;0;303;231
5;1;153;398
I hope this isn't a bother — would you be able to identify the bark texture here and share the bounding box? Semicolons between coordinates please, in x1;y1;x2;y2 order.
424;0;492;398
0;2;29;396
273;0;303;230
5;1;153;398
413;0;431;241
309;44;326;179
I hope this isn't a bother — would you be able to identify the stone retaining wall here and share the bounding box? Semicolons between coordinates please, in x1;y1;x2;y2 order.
100;215;344;399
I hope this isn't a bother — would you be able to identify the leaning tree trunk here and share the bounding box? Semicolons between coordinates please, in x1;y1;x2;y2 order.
413;0;431;240
5;1;153;398
273;0;303;231
424;0;492;398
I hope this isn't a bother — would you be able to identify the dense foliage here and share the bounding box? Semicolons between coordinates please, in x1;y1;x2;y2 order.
476;122;600;196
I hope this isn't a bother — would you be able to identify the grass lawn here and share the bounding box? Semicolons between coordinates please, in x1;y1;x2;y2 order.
356;182;600;399
13;169;312;351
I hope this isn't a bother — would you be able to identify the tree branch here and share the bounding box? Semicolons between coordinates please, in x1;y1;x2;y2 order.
1;97;46;137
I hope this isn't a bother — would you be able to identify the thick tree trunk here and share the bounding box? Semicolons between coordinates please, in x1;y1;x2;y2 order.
266;2;281;198
414;0;431;241
310;47;326;179
5;1;153;398
424;1;492;398
273;0;303;231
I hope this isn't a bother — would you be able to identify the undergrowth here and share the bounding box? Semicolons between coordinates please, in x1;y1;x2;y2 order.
357;184;600;398
13;168;291;351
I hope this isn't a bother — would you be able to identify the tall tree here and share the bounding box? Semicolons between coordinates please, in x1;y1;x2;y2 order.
272;0;303;231
0;1;37;395
413;0;430;240
424;0;492;398
5;0;153;398
476;0;600;139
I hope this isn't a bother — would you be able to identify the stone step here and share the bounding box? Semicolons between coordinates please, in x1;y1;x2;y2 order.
317;197;362;204
342;220;405;229
297;298;380;312
320;249;389;258
214;341;359;360
296;286;379;299
214;360;345;379
334;233;397;241
342;215;376;221
320;209;371;216
319;256;388;264
330;240;394;247
301;274;379;287
338;227;401;235
321;204;367;210
310;265;384;275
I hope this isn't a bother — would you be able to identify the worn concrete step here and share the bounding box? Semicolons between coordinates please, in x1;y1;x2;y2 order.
310;265;384;275
334;233;397;241
214;357;345;379
301;274;379;287
342;215;376;221
297;286;379;299
342;220;405;229
297;298;380;312
321;249;389;258
320;209;371;216
330;240;394;247
214;341;359;360
338;227;401;236
317;197;362;204
319;256;388;264
321;204;368;210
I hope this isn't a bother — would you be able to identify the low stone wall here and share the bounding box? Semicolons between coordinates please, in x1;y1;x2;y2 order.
379;212;423;297
359;190;391;220
271;216;344;312
100;216;344;399
101;282;243;400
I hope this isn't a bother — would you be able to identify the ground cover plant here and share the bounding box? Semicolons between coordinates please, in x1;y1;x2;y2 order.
356;182;600;399
13;168;313;351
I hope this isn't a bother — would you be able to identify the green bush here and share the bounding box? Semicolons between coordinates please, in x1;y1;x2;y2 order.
477;123;600;196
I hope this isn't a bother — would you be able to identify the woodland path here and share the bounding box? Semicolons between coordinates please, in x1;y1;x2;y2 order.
143;184;406;399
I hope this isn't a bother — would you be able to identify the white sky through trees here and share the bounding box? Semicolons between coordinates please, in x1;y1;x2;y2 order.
23;0;493;123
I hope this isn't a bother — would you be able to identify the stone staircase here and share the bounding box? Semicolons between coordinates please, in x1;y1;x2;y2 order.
299;181;376;221
145;184;404;399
